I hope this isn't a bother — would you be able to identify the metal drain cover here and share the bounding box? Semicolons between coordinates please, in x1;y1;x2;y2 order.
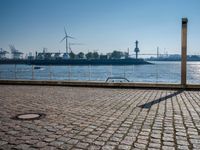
12;113;45;120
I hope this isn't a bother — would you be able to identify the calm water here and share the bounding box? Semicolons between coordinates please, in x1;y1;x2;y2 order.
0;61;200;84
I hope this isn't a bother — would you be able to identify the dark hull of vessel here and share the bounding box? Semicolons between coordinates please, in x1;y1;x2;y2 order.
0;59;151;65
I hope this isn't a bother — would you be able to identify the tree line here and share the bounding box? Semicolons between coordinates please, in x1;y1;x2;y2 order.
69;50;129;59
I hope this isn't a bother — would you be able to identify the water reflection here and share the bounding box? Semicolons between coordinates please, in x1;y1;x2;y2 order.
0;61;200;84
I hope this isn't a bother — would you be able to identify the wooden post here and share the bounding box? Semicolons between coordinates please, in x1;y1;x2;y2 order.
181;18;188;87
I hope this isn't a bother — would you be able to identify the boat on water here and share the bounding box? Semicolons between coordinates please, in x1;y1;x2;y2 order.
33;66;42;69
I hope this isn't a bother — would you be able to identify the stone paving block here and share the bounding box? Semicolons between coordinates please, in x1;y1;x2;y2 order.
87;144;101;150
148;142;161;149
102;145;116;150
67;139;79;145
134;142;146;149
40;146;57;150
0;144;16;150
162;145;175;150
76;142;89;149
33;141;48;148
117;144;132;150
0;140;8;146
14;144;30;150
59;143;73;150
43;137;56;142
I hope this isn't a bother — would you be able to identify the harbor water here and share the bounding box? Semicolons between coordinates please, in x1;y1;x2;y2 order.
0;61;200;84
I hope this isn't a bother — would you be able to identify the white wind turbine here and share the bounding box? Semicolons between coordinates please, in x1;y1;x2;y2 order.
60;27;74;54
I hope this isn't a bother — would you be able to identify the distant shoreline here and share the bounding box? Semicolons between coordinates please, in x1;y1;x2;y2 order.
147;58;200;61
0;58;151;65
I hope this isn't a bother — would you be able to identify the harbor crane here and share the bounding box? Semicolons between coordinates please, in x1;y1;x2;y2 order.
0;48;8;59
69;43;84;53
9;45;23;59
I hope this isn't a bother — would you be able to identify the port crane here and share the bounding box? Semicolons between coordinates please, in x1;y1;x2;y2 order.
69;43;84;53
9;45;23;59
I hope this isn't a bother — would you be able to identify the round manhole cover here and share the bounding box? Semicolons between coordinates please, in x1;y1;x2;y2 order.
12;113;45;120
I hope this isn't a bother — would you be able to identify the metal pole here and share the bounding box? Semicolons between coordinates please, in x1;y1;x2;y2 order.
14;64;17;79
68;65;71;80
156;63;158;83
0;65;1;79
32;65;34;80
181;18;188;87
89;65;91;81
49;65;52;80
132;65;134;82
66;37;68;55
66;65;68;80
124;65;125;78
110;65;112;77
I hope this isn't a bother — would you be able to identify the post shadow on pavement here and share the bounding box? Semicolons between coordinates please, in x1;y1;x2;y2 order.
138;90;184;109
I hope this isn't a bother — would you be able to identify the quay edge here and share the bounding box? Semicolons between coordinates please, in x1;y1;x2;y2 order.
0;79;200;90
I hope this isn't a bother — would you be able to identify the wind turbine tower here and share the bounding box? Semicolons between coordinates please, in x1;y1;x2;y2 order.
157;47;159;59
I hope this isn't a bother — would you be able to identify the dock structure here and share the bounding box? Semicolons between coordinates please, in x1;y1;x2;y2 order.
1;85;200;149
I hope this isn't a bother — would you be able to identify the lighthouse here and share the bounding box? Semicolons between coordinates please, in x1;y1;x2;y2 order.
134;40;140;59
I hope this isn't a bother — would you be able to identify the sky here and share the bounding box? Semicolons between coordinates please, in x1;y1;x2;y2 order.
0;0;200;57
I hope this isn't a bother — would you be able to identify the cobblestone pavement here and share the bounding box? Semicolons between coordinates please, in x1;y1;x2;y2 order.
1;85;200;150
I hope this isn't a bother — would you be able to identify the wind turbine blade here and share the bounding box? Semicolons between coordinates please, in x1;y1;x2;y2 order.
64;27;67;36
60;36;66;43
67;36;75;39
70;43;84;45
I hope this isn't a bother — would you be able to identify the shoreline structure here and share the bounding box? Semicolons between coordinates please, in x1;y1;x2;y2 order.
0;58;151;65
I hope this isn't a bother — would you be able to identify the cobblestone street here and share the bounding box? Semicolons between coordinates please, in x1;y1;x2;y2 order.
1;85;200;149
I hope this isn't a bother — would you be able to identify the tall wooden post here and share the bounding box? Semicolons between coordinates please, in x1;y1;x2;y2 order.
181;18;188;87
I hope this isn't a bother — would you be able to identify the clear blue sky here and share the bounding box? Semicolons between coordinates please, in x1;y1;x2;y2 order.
0;0;200;56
